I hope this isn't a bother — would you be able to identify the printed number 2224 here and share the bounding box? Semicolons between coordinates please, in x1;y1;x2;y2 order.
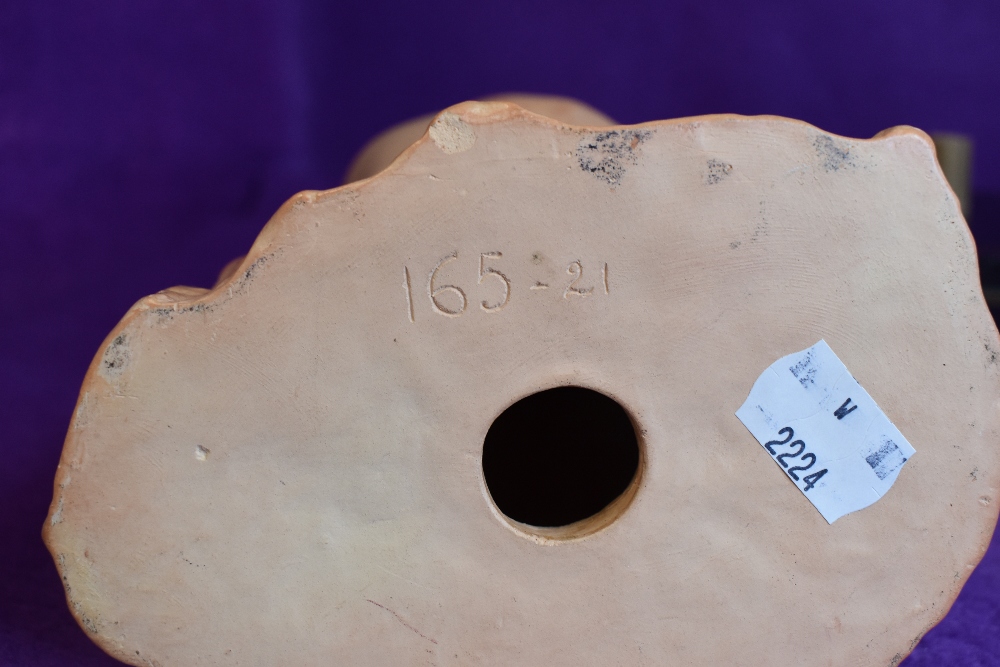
763;427;828;492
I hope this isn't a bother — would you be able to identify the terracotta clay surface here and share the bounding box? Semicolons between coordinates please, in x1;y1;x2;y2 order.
45;102;1000;666
343;93;615;183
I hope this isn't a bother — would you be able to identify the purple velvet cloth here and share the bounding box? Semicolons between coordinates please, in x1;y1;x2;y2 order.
2;2;998;664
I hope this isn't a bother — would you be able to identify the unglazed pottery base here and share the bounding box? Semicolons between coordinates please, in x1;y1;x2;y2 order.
45;101;1000;666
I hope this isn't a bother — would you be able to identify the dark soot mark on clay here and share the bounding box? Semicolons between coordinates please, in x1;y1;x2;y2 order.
238;253;270;284
57;559;100;635
154;302;212;318
152;253;274;320
984;342;998;365
706;158;733;184
577;129;651;186
814;135;855;172
101;334;130;377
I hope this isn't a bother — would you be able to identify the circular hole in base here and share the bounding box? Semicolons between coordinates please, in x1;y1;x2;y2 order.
482;386;641;537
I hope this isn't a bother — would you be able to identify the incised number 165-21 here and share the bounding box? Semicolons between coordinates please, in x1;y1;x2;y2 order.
402;251;610;322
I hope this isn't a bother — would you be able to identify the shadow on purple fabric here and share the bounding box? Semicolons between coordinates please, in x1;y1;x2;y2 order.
1;1;998;665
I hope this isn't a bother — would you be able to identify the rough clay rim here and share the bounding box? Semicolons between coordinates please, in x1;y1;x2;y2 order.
477;381;647;545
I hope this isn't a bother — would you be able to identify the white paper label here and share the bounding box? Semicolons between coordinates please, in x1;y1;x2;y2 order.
736;340;915;523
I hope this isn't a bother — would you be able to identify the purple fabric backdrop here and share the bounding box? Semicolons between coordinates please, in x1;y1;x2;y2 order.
2;1;998;664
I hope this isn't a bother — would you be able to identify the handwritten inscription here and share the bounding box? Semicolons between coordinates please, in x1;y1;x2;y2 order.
403;252;611;321
478;252;510;311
